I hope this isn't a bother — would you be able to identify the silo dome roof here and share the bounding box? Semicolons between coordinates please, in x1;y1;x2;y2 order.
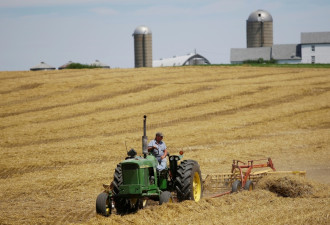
247;9;273;22
133;25;152;35
30;62;55;71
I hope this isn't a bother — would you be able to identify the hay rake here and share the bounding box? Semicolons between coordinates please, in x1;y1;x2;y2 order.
203;157;306;198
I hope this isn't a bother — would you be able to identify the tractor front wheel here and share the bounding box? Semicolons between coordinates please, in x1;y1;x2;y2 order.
176;160;203;202
159;191;173;205
96;192;111;217
139;199;148;209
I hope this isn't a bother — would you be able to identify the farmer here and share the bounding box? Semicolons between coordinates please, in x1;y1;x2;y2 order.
148;132;168;171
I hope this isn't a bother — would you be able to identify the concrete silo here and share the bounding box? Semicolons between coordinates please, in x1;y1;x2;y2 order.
247;9;273;48
133;25;152;68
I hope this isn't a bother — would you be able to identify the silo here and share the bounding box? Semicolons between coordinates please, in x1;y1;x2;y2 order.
133;25;152;68
246;9;273;48
30;62;56;71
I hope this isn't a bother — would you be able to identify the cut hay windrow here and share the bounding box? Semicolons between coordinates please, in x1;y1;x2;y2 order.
257;174;330;198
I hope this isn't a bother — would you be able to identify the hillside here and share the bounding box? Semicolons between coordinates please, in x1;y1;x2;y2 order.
0;66;329;224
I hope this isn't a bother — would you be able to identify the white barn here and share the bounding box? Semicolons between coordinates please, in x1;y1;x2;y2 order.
301;32;330;64
271;44;301;64
153;53;210;67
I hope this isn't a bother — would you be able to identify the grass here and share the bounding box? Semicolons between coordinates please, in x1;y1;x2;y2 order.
199;63;330;68
0;66;329;224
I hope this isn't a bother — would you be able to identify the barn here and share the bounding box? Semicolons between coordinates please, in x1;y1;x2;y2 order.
90;60;110;68
58;61;74;70
231;31;330;64
153;53;210;67
301;32;330;64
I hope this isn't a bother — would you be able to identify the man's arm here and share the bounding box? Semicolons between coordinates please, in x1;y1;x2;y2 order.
148;140;158;152
147;146;154;152
161;149;168;159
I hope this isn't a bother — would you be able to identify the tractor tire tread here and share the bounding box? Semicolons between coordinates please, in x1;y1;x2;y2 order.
175;160;202;202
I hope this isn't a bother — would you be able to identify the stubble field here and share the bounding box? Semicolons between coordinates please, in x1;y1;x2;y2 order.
0;66;329;224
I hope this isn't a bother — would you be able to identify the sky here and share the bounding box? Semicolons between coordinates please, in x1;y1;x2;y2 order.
0;0;329;71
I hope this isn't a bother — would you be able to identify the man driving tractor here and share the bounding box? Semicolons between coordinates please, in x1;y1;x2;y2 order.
148;132;168;171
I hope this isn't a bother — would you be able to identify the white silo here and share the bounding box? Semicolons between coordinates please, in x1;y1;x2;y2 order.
247;9;273;48
133;25;152;68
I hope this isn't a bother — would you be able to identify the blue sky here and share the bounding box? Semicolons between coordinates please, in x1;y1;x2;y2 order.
0;0;329;71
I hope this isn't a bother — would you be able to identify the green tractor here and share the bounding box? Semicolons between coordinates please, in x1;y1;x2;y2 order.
96;115;203;216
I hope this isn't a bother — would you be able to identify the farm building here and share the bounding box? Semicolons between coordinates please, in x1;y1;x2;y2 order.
271;44;302;64
58;61;74;70
301;31;330;64
230;47;271;63
30;62;56;71
231;32;330;64
90;60;110;68
153;53;210;67
230;9;330;64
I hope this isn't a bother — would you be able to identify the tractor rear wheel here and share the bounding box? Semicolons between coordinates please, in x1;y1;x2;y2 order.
96;192;111;217
175;160;203;202
232;180;242;193
112;164;130;215
112;164;142;214
244;180;254;191
112;164;122;195
159;191;173;205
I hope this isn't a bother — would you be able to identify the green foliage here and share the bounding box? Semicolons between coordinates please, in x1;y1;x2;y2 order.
66;63;101;69
243;58;277;64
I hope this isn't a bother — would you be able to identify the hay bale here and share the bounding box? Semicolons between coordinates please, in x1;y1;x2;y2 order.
257;175;314;198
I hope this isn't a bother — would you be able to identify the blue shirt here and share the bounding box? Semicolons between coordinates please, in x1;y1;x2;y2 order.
148;139;167;159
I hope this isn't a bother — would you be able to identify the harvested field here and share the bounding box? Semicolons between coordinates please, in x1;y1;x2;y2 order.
0;66;329;224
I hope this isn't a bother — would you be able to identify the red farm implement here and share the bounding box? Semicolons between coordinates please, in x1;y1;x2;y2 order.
203;157;306;198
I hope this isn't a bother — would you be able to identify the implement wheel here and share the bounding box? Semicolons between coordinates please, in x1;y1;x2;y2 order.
244;180;254;191
176;160;203;202
232;180;242;193
96;192;111;217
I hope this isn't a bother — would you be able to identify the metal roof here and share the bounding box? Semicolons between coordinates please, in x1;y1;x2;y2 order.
58;61;74;70
247;9;273;22
90;60;110;68
301;32;330;44
133;25;152;35
272;44;301;60
153;53;210;67
230;47;271;62
30;62;56;71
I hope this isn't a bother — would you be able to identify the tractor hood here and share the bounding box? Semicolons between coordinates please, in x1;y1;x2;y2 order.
121;154;158;168
118;154;160;197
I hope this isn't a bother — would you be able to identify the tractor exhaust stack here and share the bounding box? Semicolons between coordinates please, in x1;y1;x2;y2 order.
142;115;148;157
